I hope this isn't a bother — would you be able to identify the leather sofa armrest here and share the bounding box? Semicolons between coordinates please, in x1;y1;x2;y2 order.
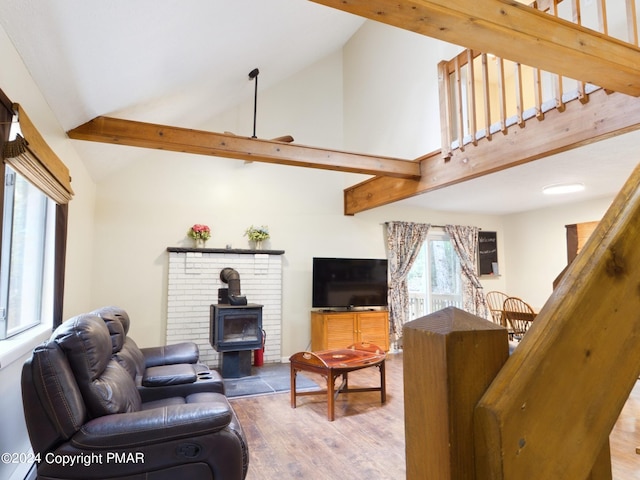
141;342;199;367
72;401;232;449
142;363;197;387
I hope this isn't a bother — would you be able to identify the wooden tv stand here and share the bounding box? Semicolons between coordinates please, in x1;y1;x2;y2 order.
310;309;389;351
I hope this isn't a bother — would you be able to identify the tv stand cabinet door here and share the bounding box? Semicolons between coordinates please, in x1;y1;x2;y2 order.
357;311;389;351
311;312;356;351
310;311;389;351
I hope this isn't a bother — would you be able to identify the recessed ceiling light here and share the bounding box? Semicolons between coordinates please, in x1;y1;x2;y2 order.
542;183;585;195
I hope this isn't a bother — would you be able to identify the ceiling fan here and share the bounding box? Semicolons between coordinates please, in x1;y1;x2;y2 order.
234;68;294;143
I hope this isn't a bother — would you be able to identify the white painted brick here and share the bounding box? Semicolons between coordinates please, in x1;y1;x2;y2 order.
167;250;282;369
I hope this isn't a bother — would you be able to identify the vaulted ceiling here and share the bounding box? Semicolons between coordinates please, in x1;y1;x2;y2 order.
2;0;639;215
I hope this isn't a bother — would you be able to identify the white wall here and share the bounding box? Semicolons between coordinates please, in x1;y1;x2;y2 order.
502;196;612;310
343;21;461;158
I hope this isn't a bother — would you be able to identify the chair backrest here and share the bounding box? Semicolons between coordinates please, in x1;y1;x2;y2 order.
52;313;142;417
92;305;132;334
486;291;509;324
92;305;147;378
22;313;142;456
503;297;536;338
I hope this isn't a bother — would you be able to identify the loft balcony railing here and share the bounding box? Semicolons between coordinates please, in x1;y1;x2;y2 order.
438;0;640;159
409;293;463;320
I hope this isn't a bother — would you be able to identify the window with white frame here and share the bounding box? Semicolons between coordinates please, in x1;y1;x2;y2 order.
0;166;55;339
0;100;72;344
407;231;463;320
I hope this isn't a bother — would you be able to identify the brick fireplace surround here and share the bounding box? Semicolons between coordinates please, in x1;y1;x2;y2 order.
166;247;284;368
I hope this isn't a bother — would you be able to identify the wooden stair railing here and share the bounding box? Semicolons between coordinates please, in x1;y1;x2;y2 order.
474;152;640;479
404;161;640;478
439;0;640;160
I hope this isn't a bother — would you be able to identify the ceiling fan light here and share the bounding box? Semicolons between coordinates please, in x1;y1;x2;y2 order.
542;183;585;195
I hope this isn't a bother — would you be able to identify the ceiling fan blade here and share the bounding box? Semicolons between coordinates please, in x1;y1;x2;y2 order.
226;130;293;143
271;135;294;143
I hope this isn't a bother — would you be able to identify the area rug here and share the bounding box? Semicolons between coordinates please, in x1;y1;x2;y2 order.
223;362;319;398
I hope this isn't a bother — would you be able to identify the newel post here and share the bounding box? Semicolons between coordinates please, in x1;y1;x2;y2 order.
403;307;509;479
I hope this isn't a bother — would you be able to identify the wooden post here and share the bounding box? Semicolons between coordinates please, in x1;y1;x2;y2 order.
403;307;509;479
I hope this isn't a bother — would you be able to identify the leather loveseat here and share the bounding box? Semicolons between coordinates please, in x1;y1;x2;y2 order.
91;305;225;401
21;313;249;480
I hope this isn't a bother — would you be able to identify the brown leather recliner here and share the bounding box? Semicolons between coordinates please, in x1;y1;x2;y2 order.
21;313;249;480
91;306;225;401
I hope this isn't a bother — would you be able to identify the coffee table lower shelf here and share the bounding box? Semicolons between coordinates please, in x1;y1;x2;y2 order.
289;343;386;421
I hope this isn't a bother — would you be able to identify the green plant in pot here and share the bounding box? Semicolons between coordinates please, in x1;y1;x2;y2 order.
244;225;269;249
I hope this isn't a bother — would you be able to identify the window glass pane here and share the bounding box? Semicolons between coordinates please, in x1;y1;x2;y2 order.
429;239;461;295
0;168;53;339
408;233;463;320
428;237;463;312
407;246;427;319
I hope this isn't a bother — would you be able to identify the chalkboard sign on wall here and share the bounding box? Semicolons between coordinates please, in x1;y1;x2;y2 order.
478;231;498;275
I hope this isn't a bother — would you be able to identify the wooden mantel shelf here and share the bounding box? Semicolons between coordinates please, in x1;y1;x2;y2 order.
167;246;285;255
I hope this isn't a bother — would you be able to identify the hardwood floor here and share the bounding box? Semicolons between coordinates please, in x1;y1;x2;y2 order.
612;380;640;479
229;353;640;479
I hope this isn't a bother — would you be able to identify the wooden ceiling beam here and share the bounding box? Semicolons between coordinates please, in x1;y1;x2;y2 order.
67;116;421;179
309;0;640;97
344;89;640;214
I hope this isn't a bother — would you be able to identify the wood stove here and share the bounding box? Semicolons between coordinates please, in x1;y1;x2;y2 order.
210;303;263;377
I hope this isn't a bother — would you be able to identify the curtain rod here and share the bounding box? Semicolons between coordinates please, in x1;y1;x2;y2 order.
382;222;481;230
382;222;446;228
421;224;482;230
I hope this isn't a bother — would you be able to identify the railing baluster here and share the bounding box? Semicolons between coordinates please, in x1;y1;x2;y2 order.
515;62;524;127
626;0;639;46
481;53;492;141
598;0;609;35
454;56;465;151
438;61;453;160
577;80;587;104
568;0;588;103
532;1;547;118
496;56;507;134
547;0;566;111
571;0;581;24
467;49;477;145
555;72;565;112
533;67;544;120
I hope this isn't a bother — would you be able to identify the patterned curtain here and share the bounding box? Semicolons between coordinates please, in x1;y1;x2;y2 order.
444;225;490;319
386;221;430;346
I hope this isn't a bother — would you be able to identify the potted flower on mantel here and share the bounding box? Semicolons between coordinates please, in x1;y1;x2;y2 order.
187;224;211;248
244;225;270;249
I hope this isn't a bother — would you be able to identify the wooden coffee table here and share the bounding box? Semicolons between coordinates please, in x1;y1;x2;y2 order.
289;342;386;421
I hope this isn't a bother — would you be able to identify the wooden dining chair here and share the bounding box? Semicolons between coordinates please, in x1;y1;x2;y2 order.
486;291;509;326
502;297;537;341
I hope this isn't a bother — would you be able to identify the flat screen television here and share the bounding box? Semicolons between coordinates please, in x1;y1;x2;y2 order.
312;257;388;309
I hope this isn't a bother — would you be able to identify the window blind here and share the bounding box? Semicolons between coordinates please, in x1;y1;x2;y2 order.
2;104;73;204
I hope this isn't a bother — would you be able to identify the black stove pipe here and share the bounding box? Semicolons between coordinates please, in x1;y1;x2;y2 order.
220;268;241;297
